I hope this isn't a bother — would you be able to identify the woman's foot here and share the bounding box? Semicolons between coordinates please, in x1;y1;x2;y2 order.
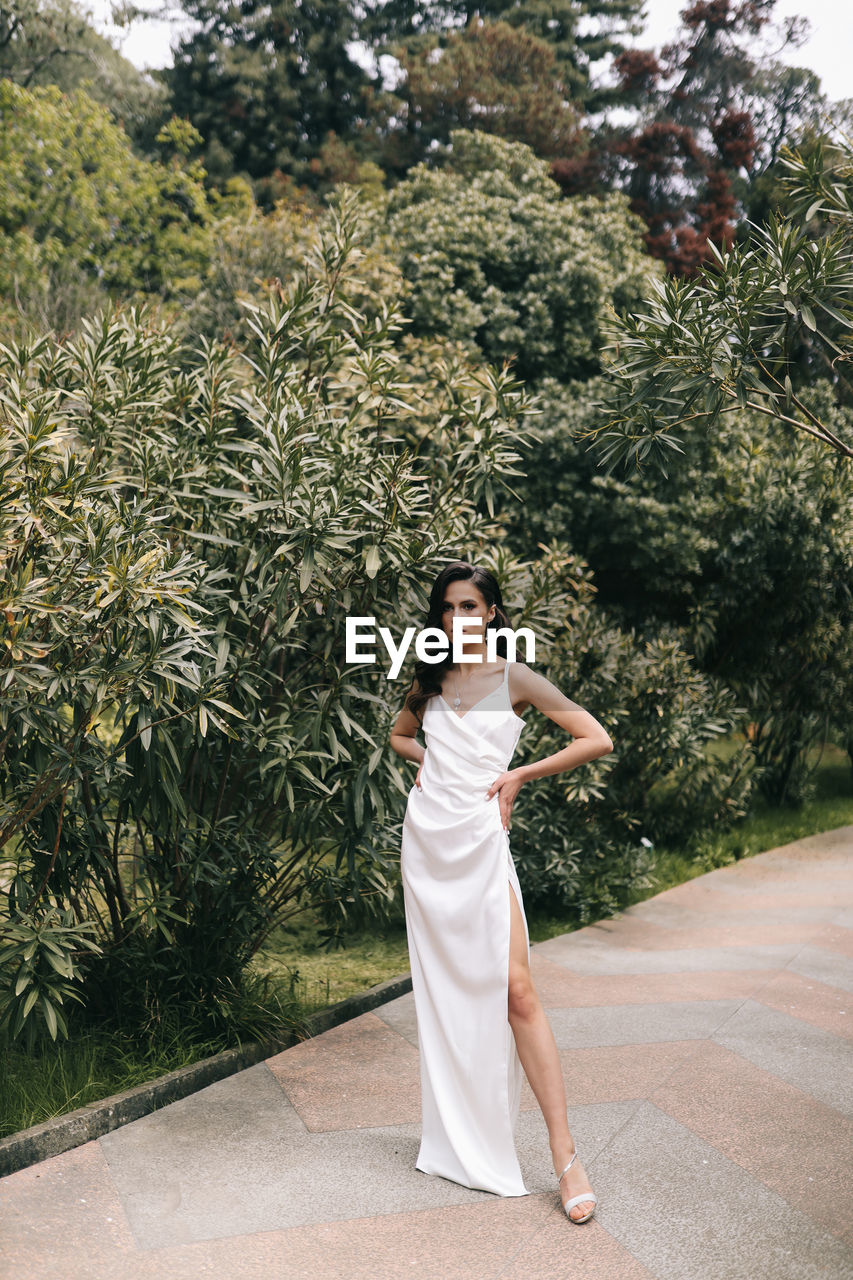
555;1149;597;1223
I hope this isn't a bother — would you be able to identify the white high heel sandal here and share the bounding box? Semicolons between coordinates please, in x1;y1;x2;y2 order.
557;1150;598;1223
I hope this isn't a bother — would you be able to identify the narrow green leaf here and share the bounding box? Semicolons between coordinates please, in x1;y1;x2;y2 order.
299;549;315;593
364;545;381;579
41;997;58;1039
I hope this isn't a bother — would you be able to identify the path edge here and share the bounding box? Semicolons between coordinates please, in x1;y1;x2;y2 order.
0;971;412;1179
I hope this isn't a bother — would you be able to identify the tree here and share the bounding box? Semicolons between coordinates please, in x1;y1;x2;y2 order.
378;18;583;173
163;0;370;187
0;0;166;141
1;0;90;85
558;0;813;274
593;136;853;469
377;129;655;383
0;329;226;1046
0;82;213;334
363;0;645;112
508;376;853;805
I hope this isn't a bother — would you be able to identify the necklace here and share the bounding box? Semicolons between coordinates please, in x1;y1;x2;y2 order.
452;670;462;710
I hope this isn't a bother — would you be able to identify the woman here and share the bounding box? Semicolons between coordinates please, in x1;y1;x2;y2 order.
389;562;613;1222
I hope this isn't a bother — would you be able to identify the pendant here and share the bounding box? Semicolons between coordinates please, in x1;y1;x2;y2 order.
452;695;461;709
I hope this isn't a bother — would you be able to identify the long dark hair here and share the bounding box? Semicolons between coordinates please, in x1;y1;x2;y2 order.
406;562;513;721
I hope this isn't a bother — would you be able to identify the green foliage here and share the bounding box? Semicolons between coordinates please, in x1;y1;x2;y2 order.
594;135;853;467
163;0;370;187
0;960;305;1138
0;82;213;334
511;577;753;920
575;2;832;274
0;335;237;1040
0;348;220;856
0;0;167;139
1;0;87;82
363;0;645;111
744;73;837;230
0;195;559;1043
508;376;853;807
379;129;655;382
0;906;101;1050
377;19;583;173
182;192;399;345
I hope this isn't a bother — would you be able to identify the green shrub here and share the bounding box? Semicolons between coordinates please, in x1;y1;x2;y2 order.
378;129;655;382
511;578;753;919
1;194;561;1043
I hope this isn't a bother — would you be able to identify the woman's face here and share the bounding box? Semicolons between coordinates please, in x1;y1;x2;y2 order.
440;579;495;643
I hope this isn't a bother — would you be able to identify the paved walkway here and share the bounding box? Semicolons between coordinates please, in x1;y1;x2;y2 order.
3;826;853;1280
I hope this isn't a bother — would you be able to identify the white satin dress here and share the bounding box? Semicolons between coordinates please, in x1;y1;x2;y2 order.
400;660;529;1197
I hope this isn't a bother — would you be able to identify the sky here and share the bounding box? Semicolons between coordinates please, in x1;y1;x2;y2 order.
88;0;853;104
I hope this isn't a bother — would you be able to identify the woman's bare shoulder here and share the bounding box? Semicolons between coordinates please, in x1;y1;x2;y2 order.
507;661;539;690
508;662;574;708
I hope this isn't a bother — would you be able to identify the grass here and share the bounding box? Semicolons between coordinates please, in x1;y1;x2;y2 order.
0;1022;224;1141
527;745;853;944
627;745;853;900
3;745;851;1140
248;915;411;1012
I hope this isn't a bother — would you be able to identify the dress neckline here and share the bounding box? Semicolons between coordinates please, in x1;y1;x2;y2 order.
435;664;525;724
437;685;503;720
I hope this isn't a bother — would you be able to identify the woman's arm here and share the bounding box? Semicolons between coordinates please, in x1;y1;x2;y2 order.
390;685;426;782
487;663;612;828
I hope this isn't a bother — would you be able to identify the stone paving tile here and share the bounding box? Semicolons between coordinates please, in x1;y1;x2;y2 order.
242;1195;557;1280
555;917;831;952
0;1153;555;1280
756;969;853;1041
496;1210;658;1280
792;944;853;989
514;1099;645;1197
375;959;772;1029
92;1102;642;1252
547;999;744;1050
530;955;776;1008
590;1102;853;1280
813;925;853;958
0;1141;137;1280
519;1041;703;1110
374;990;419;1046
664;881;853;910
698;864;848;888
103;1115;464;1247
712;1000;853;1116
625;896;846;927
143;1195;557;1280
266;1011;421;1131
98;1062;320;1247
671;855;852;891
2;827;849;1280
535;936;803;975
649;1039;853;1247
737;826;853;863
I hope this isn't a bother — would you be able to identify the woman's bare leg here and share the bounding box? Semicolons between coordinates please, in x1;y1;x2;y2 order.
507;886;595;1220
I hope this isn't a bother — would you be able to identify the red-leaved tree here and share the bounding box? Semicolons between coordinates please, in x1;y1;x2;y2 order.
555;0;808;275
